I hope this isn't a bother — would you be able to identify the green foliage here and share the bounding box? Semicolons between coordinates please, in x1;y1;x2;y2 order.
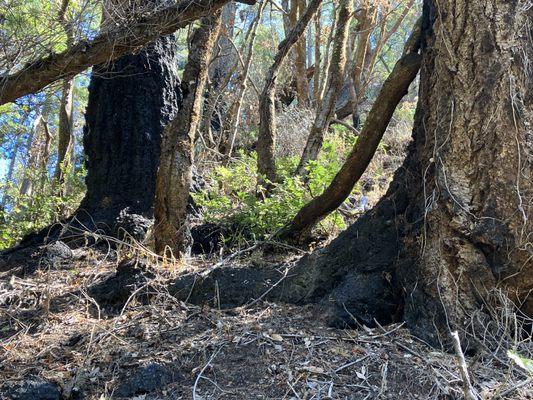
508;350;533;375
194;133;358;245
0;165;86;250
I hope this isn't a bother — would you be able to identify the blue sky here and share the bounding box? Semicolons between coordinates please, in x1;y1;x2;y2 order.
0;158;7;180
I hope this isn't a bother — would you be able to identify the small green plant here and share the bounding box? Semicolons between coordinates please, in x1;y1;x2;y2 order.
194;133;360;246
0;165;86;250
508;350;533;375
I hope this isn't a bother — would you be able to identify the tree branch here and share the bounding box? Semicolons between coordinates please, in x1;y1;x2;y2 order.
0;0;256;105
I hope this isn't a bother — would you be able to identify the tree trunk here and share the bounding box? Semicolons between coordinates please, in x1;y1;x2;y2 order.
162;0;532;348
396;0;533;344
295;0;351;177
292;0;310;107
81;34;182;222
282;24;421;241
154;13;222;258
348;1;376;129
223;1;266;160
53;77;75;190
256;0;323;193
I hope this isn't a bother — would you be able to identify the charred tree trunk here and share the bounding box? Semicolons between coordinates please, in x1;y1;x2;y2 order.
154;13;222;258
81;35;182;223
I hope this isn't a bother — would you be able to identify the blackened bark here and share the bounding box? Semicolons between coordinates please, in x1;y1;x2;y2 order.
81;36;182;220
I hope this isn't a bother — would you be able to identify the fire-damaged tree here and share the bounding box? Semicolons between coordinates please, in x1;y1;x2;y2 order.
167;0;532;346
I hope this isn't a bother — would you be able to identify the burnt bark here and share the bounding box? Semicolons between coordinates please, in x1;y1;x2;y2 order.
81;35;182;222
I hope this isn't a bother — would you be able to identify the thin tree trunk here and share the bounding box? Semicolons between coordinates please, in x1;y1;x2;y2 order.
317;3;336;103
348;1;377;129
224;1;267;160
256;0;323;193
1;138;21;209
312;6;321;104
282;22;421;241
154;12;222;258
54;0;76;192
295;0;352;177
54;77;75;190
293;0;310;107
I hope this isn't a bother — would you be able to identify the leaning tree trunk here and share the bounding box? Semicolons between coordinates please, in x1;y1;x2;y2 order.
164;0;531;348
81;34;181;224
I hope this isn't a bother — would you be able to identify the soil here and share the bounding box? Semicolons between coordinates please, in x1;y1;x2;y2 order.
0;244;531;399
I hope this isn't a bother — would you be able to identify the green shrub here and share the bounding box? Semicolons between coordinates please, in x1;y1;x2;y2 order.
0;165;86;249
194;134;359;245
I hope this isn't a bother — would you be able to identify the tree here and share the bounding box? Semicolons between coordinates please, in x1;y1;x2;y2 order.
256;0;323;192
169;0;532;347
80;15;182;227
154;13;222;258
295;0;351;176
0;0;255;106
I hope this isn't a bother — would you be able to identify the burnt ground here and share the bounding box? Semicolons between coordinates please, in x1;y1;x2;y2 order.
0;243;531;400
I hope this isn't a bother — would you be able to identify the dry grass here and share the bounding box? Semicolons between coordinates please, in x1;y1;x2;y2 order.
0;243;531;399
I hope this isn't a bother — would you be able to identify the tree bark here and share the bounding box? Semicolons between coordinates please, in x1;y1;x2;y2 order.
292;0;310;107
256;0;323;192
295;0;352;177
348;1;377;129
53;0;76;192
80;33;182;222
154;13;222;258
53;77;75;190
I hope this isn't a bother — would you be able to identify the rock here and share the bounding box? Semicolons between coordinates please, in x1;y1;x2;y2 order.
88;259;155;313
190;223;226;255
3;380;62;400
40;241;73;269
113;208;153;241
114;363;179;398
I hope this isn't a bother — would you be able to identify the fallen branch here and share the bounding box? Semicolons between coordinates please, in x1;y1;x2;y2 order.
451;331;479;400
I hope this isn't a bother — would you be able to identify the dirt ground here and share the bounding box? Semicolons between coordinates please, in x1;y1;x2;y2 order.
0;243;531;400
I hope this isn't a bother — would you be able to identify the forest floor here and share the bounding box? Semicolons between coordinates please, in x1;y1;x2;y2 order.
0;242;532;400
